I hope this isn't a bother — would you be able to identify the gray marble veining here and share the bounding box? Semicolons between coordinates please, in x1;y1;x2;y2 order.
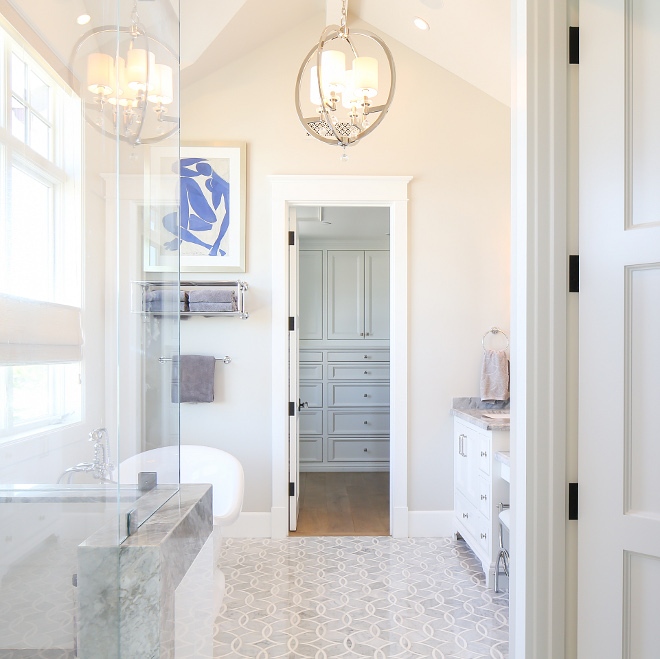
452;397;511;431
77;485;212;659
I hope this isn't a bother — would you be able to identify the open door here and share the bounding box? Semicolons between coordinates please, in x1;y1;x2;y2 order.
288;207;300;532
578;1;660;656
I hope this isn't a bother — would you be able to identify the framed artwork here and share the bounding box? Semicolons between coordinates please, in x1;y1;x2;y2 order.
146;142;246;272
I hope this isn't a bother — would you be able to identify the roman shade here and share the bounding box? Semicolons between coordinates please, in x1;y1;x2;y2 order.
0;293;82;364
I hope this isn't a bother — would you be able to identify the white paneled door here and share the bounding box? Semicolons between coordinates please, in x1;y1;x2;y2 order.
579;1;660;656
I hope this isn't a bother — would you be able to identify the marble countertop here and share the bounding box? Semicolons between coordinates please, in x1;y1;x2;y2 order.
495;450;511;466
451;397;511;431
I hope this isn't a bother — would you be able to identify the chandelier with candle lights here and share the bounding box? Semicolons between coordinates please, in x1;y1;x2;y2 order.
295;0;395;158
71;1;178;146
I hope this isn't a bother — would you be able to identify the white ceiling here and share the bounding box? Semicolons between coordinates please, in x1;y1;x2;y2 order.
5;0;510;107
297;207;390;241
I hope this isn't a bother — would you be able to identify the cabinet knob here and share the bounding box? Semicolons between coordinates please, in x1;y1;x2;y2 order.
481;451;487;457
463;513;469;519
480;533;487;540
363;448;368;452
365;332;370;336
364;371;368;375
363;394;368;398
481;494;487;501
360;332;364;336
363;421;368;425
363;355;368;359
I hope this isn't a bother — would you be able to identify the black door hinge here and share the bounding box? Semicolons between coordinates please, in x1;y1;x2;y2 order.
289;482;295;496
289;401;295;417
289;316;295;331
568;483;578;520
288;231;295;246
569;27;579;64
569;255;579;292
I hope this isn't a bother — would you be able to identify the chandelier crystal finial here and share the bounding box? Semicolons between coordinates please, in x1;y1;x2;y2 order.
295;0;395;150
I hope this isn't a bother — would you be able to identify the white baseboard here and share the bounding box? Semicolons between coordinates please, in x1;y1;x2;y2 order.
392;506;409;538
408;511;454;537
300;465;389;472
220;512;272;538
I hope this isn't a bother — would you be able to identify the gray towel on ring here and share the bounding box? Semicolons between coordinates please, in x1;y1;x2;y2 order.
480;350;510;401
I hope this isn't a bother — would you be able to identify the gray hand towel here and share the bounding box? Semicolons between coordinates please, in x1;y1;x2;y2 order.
188;288;236;303
146;301;189;312
480;350;510;401
188;301;236;312
145;289;187;302
171;355;215;403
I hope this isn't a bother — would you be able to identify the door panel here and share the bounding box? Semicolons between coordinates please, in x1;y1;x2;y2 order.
364;250;390;339
578;1;660;655
327;250;364;340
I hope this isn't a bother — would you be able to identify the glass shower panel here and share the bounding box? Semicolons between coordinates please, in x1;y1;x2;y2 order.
0;0;180;655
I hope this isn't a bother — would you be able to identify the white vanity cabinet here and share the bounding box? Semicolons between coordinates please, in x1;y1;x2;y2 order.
453;416;510;586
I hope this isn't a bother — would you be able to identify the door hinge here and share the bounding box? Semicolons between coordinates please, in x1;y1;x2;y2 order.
289;482;295;496
569;27;579;64
568;482;578;520
288;231;295;246
289;401;295;417
569;255;579;292
289;316;295;331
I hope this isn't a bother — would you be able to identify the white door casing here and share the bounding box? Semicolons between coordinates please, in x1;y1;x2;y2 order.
288;207;300;531
578;1;660;657
270;175;411;539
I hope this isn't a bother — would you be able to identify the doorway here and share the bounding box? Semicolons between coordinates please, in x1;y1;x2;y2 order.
290;206;391;536
270;175;411;539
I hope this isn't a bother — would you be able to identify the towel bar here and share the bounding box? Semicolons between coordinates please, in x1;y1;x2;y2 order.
159;356;231;365
482;327;509;351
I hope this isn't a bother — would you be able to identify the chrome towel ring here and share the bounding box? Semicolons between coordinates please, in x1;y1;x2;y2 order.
482;327;509;352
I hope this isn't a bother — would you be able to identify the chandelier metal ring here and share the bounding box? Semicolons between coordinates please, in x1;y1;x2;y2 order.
295;23;396;148
71;20;179;146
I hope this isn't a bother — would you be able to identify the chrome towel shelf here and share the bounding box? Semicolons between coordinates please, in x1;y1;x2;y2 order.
158;356;231;365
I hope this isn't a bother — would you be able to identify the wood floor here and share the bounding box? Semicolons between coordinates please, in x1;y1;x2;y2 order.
290;472;390;536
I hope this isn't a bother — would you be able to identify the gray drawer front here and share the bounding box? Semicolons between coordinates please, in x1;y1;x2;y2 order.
328;410;390;435
300;383;323;408
300;437;323;463
300;351;323;362
328;364;390;380
299;410;322;435
300;364;323;380
327;350;390;362
328;383;389;407
328;438;390;462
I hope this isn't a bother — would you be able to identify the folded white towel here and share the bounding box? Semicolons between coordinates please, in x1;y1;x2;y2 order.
480;350;510;401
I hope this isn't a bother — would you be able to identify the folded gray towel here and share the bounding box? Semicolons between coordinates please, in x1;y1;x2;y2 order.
480;350;510;401
188;288;236;303
145;289;187;302
171;355;215;403
189;302;236;312
146;301;189;312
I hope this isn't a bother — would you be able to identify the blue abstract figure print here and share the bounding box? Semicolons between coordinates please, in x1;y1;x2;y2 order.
162;157;230;257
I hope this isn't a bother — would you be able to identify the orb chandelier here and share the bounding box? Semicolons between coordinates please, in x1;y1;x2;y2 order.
295;0;396;158
71;1;178;146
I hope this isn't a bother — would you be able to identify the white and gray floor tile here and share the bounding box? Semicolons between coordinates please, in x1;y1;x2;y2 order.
213;537;508;659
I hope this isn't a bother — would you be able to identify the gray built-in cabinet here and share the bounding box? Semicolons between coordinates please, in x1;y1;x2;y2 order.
299;248;390;472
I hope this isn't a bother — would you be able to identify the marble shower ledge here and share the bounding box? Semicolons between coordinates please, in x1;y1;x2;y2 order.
451;397;511;431
77;484;212;659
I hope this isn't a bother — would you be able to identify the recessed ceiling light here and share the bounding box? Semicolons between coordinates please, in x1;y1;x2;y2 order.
77;14;91;25
413;17;430;31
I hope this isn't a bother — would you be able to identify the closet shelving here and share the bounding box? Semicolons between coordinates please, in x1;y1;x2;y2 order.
133;280;249;319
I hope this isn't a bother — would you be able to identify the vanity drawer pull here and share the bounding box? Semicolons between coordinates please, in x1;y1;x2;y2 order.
480;533;487;540
481;451;487;457
480;494;487;501
463;513;469;519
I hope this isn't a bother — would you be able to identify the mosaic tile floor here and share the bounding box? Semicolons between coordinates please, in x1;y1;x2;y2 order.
213;537;509;659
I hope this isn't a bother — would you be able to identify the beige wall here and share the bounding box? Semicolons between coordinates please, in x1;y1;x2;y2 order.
180;14;511;517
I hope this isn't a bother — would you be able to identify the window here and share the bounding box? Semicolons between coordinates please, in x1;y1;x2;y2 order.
0;18;83;442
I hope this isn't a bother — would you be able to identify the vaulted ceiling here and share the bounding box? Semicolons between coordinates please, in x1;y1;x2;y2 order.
5;0;510;106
